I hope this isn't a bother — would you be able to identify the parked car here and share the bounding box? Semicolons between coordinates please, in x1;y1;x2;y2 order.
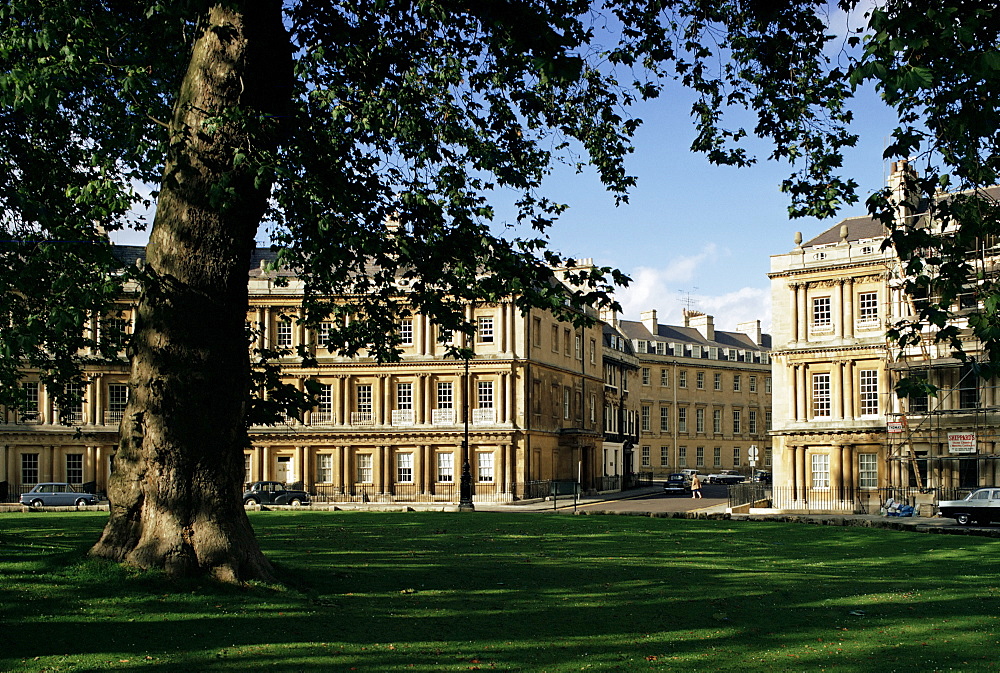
680;469;700;478
242;481;311;506
20;483;101;507
706;470;746;485
752;470;772;484
663;473;692;496
938;487;1000;525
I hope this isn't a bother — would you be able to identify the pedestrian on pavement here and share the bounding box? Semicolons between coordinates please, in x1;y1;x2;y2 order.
690;473;703;499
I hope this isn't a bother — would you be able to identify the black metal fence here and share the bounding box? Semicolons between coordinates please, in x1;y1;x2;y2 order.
728;484;970;515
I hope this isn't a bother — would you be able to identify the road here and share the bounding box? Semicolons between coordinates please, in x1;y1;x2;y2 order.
550;483;731;514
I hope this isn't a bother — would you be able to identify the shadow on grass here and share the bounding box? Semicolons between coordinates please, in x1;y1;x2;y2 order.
1;511;998;672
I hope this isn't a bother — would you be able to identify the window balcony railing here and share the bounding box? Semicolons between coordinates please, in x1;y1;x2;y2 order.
350;411;375;426
432;408;455;425
809;322;834;335
391;409;415;426
472;408;496;425
855;316;881;331
104;410;125;426
310;412;336;426
60;410;84;424
17;413;41;425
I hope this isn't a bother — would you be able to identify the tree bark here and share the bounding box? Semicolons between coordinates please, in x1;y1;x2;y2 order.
90;2;291;582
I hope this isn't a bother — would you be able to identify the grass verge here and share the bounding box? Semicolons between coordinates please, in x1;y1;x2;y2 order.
1;511;998;672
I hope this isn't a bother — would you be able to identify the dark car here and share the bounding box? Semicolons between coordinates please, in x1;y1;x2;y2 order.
938;488;1000;525
706;470;746;485
243;481;310;507
20;482;101;507
752;470;772;484
663;473;692;496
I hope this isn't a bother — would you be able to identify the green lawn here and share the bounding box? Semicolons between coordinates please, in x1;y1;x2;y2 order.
1;511;998;672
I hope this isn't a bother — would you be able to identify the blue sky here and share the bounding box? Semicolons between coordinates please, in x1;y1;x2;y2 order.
519;83;901;334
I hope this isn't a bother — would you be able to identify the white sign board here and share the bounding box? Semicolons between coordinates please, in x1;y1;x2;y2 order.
748;445;759;461
948;432;977;454
887;421;905;434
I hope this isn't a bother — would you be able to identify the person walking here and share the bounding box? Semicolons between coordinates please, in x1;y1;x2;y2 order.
690;473;703;499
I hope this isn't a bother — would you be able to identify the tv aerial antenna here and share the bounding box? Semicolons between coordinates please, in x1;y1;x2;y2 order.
678;288;699;313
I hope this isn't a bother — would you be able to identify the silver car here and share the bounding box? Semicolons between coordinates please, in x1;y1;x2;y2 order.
938;488;1000;526
20;482;101;508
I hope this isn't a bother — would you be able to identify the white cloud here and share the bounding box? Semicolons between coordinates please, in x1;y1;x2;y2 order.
615;244;772;334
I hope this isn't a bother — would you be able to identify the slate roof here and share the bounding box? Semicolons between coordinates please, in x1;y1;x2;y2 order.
618;319;770;351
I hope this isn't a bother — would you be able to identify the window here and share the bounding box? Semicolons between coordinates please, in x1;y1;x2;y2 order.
660;368;670;386
575;334;582;360
276;318;293;347
477;452;494;482
317;454;333;482
399;318;413;345
812;374;831;417
396;382;413;410
713;447;722;467
678;446;687;467
765;447;772;467
478;316;494;343
660;446;670;466
859;453;878;488
859;370;879;416
356;384;373;414
244;454;252;484
811;453;830;488
812;296;832;325
858;292;878;322
660;406;670;432
713;408;722;434
533;317;542;347
19;381;39;421
641;405;650;431
22;453;39;485
551;325;559;352
642;367;650;385
733;447;741;466
765;411;772;431
696;408;705;433
678;407;687;433
765;377;772;394
590;394;596;423
731;409;742;433
678;371;687;388
713;373;722;390
356;454;373;483
396;453;413;482
733;375;741;392
316;383;333;417
102;317;129;350
749;376;757;393
317;321;334;348
748;410;758;434
564;329;571;354
437;453;454;482
696;447;705;467
960;363;979;409
641;445;650;467
478;381;494;408
437;382;453;408
60;383;83;423
563;387;571;419
590;338;597;364
66;454;83;484
107;383;129;419
696;371;705;389
655;341;666;355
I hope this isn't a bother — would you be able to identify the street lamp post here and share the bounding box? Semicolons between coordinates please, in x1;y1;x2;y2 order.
459;350;475;511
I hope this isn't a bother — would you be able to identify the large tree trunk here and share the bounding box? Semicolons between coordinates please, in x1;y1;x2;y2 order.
90;2;291;582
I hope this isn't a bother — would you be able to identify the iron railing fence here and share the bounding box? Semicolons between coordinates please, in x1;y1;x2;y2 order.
728;484;973;514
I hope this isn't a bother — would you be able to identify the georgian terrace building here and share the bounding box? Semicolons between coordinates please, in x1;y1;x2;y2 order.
1;247;609;503
768;160;1000;512
617;309;773;478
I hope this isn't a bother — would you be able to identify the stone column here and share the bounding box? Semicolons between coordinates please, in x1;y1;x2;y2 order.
842;444;854;491
339;375;349;425
795;365;807;421
831;445;843;500
374;446;385;494
498;373;508;424
797;283;809;342
843;361;855;419
788;283;799;343
835;280;845;339
795;446;807;500
832;362;844;420
844;278;855;339
296;445;307;489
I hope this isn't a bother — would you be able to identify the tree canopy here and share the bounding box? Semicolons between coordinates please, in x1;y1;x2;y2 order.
3;0;998;578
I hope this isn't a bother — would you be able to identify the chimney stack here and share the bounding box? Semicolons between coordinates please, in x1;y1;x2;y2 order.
737;320;763;345
640;309;658;336
685;310;714;341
